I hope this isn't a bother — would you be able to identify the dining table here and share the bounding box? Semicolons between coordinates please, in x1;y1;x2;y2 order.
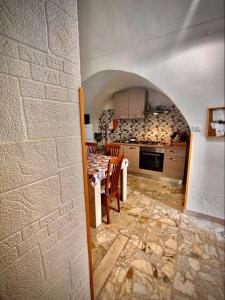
86;153;129;228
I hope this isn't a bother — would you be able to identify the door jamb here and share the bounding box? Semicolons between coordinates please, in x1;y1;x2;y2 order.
79;87;94;300
184;132;193;209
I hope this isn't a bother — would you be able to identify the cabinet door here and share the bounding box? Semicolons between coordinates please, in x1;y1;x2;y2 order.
114;91;129;119
128;89;145;119
164;148;186;158
163;156;185;180
124;145;139;172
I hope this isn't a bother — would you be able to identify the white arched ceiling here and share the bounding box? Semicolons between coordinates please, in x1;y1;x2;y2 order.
78;0;225;219
83;70;175;127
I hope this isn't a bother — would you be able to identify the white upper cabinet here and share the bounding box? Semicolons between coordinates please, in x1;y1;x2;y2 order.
114;88;145;119
128;88;145;119
114;90;129;119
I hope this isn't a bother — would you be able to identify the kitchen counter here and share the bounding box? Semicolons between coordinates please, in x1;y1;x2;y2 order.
111;141;187;150
110;141;187;183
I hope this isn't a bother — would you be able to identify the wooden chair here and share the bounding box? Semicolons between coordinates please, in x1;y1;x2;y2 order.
86;142;97;154
101;155;123;224
105;144;120;157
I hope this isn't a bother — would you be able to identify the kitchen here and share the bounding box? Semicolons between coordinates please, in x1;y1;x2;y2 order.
85;87;190;212
84;85;193;297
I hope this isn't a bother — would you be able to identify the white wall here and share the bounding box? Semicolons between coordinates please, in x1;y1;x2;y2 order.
188;134;224;218
78;0;224;219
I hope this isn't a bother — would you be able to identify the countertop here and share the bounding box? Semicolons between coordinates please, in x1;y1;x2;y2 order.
111;142;187;150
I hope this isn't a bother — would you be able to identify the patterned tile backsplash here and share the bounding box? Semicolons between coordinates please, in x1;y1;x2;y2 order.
98;105;190;143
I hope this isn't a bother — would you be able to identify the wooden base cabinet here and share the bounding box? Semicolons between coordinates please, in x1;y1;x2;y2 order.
124;145;139;172
163;149;186;180
111;143;187;181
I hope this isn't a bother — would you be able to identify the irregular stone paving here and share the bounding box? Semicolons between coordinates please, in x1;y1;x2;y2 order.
92;175;225;300
128;175;185;211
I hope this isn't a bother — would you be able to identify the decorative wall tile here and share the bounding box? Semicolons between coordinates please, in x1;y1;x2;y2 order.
99;106;189;143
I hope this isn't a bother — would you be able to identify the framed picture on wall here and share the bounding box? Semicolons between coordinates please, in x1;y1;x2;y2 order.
206;107;225;137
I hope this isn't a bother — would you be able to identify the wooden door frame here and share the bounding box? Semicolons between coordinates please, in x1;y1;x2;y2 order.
184;132;193;209
79;87;94;300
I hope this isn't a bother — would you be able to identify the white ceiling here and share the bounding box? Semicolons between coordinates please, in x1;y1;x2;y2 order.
78;0;224;63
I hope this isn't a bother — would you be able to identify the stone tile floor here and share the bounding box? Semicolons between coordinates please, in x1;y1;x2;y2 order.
128;175;185;211
91;175;225;300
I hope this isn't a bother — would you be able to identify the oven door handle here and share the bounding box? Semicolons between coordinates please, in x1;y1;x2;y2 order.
141;152;161;157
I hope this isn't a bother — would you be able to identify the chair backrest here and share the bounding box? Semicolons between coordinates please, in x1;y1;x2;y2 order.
105;155;123;195
105;144;120;157
86;142;97;154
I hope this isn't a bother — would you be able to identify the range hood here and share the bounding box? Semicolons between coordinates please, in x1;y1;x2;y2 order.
144;89;169;115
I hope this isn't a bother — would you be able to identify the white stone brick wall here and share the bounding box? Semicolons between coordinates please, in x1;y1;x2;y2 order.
0;0;90;298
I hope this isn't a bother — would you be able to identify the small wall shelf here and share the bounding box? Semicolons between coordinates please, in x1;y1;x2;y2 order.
206;107;225;138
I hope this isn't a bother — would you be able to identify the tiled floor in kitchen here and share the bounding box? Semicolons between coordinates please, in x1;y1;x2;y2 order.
91;174;225;300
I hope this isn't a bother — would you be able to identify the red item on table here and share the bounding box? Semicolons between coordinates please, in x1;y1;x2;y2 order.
113;119;119;129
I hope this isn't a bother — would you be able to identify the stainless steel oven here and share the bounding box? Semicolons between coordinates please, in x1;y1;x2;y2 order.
139;147;164;172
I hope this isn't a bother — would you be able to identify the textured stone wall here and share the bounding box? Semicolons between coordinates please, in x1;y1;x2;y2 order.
0;0;90;298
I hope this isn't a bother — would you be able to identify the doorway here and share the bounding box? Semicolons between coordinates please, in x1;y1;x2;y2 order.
79;85;193;299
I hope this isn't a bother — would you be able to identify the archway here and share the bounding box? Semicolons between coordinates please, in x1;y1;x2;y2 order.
82;70;194;298
82;70;191;132
82;69;192;210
